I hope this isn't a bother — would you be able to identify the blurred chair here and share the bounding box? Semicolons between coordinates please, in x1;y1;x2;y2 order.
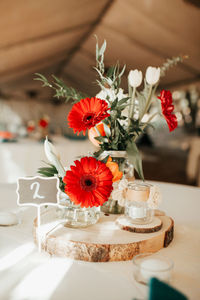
186;137;200;186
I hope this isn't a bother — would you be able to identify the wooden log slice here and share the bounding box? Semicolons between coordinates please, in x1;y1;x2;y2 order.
33;209;174;262
116;216;163;233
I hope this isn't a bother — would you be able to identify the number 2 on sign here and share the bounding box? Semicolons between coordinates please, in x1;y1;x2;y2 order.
30;182;45;199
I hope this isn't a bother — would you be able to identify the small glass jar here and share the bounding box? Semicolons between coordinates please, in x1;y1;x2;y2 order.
133;253;174;285
99;151;134;214
57;194;100;228
125;182;154;225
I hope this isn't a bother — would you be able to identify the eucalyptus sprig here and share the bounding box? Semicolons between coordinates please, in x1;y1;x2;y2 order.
94;37;126;92
160;55;188;77
34;73;87;103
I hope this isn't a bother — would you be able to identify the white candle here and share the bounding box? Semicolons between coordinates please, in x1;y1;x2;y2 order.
140;258;171;282
0;212;18;226
129;206;146;218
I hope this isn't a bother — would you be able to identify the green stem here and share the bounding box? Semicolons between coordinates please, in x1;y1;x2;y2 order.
128;86;136;128
133;112;158;142
142;112;158;131
139;85;153;122
128;84;132;119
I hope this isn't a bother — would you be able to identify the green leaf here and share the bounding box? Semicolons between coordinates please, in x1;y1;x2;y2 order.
106;66;115;78
94;34;99;60
93;149;104;158
38;162;59;178
110;142;118;150
126;140;144;180
38;166;57;173
99;40;107;56
118;97;130;106
111;98;118;110
95;136;108;142
116;104;128;112
137;89;148;119
38;170;55;177
34;73;52;88
113;130;120;144
101;155;109;164
118;64;126;78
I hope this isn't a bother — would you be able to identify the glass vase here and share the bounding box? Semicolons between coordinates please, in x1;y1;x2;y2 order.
57;193;100;228
99;151;134;214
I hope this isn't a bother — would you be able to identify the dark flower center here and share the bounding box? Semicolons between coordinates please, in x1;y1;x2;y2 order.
83;112;95;125
80;174;97;191
85;179;92;186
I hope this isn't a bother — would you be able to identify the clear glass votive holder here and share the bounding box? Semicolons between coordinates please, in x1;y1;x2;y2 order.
125;183;154;225
133;253;174;285
56;194;100;228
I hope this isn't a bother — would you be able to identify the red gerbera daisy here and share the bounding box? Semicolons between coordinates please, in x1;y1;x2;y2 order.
63;157;113;208
158;90;178;132
67;97;110;135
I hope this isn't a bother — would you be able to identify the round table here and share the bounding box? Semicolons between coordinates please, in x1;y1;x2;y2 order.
0;181;200;300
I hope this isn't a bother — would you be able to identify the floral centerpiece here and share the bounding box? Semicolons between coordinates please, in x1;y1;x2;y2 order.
36;38;185;218
27;114;50;141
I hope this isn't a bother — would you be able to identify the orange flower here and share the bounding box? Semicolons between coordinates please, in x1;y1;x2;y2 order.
106;157;123;182
88;123;106;147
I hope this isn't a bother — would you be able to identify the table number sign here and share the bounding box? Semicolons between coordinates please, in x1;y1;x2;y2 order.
16;176;60;252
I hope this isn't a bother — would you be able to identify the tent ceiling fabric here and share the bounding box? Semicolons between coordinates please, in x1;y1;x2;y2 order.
0;0;200;97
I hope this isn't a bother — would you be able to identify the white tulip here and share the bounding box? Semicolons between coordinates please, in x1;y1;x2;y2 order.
44;137;65;178
145;67;160;85
128;69;143;88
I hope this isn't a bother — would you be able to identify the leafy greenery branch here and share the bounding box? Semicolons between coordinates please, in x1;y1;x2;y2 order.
94;37;126;92
160;55;188;77
34;73;87;103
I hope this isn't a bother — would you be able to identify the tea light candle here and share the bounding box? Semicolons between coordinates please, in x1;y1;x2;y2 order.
125;183;154;224
0;212;18;226
140;258;172;282
128;205;146;218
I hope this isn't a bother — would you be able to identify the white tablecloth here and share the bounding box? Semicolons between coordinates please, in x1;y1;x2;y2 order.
0;136;95;184
0;182;200;300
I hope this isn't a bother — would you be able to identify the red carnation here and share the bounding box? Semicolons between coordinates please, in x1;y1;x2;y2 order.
39;119;48;128
164;113;178;132
158;90;178;132
63;157;113;208
67;97;110;135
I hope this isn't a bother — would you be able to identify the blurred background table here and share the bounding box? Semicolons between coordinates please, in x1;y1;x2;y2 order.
0;136;95;184
0;181;199;300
